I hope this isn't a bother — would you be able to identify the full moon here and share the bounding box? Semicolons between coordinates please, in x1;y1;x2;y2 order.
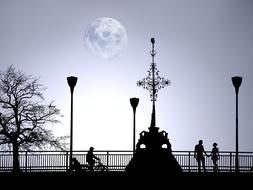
84;17;127;59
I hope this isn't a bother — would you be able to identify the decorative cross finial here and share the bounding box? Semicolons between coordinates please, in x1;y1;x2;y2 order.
137;38;170;102
137;38;170;129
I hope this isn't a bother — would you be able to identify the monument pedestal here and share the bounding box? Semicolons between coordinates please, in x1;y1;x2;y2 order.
125;126;182;175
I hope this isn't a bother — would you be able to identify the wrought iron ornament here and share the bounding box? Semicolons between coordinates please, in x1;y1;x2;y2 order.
137;38;170;102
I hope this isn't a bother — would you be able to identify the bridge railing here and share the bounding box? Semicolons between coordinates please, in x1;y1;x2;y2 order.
0;150;253;172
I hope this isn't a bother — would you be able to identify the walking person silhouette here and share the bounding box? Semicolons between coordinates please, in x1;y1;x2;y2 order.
210;142;220;172
86;147;99;172
194;140;209;172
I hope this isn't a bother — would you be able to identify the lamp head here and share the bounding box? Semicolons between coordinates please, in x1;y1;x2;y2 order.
67;76;78;93
130;97;139;111
232;76;242;94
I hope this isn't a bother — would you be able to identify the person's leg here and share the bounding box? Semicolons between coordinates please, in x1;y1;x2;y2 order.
214;160;219;172
197;158;201;172
88;162;93;172
202;158;206;172
91;162;94;172
212;160;216;172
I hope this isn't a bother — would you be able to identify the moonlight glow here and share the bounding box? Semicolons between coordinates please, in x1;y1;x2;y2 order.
84;17;127;59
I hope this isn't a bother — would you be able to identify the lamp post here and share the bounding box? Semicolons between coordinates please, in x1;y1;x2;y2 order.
67;76;77;171
130;97;139;154
232;76;242;173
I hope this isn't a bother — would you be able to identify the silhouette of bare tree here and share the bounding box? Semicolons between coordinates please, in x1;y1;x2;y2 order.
0;65;67;172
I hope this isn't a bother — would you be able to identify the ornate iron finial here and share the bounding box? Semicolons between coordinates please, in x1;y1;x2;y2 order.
137;38;170;129
137;38;170;102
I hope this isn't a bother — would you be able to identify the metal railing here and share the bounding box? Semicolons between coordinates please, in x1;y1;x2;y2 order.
0;150;253;173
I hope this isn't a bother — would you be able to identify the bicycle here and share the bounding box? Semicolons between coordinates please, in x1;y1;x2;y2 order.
81;159;106;173
93;160;106;172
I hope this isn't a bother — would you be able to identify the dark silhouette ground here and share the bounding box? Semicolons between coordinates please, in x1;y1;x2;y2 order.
0;172;252;188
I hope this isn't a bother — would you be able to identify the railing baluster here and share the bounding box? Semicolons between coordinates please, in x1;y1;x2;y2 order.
65;151;68;172
25;151;27;172
106;151;109;172
230;152;232;172
188;151;191;172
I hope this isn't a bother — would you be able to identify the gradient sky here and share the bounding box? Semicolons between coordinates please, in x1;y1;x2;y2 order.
1;0;253;152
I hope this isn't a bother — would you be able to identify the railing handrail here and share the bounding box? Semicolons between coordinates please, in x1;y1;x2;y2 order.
1;150;253;153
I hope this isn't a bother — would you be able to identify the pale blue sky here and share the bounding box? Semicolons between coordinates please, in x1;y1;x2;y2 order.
0;0;253;152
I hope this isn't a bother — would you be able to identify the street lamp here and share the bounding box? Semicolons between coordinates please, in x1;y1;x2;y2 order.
67;76;78;171
232;76;242;173
130;97;139;154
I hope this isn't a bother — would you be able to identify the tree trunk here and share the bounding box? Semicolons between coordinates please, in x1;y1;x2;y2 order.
12;142;20;173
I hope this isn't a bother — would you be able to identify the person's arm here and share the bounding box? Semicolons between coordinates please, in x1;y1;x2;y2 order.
204;148;209;157
92;153;99;160
210;149;213;157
